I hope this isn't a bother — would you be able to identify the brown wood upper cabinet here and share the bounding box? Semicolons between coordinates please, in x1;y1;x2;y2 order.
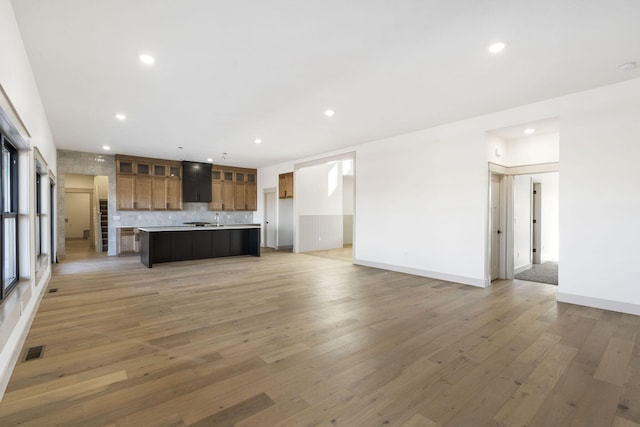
209;165;257;211
116;155;182;211
279;172;293;199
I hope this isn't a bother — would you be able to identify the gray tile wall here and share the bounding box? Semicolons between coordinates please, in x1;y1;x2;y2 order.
57;150;255;258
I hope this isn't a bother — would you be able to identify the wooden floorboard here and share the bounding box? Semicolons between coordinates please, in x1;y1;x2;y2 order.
0;245;638;426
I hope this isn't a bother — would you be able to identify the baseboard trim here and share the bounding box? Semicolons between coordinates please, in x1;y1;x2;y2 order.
557;292;640;316
277;245;293;250
514;264;531;275
353;258;486;288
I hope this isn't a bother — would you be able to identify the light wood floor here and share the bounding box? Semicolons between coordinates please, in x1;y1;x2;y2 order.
0;245;638;426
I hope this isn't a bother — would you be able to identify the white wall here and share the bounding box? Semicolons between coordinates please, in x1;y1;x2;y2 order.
507;133;560;167
559;89;640;314
255;162;295;249
278;198;294;248
95;175;108;199
343;174;354;245
257;77;640;315
297;162;344;215
296;161;344;252
65;173;94;189
0;0;58;400
355;123;488;286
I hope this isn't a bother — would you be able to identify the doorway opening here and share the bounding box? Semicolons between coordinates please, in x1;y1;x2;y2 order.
63;174;109;256
486;117;559;286
294;152;355;260
513;173;559;285
264;188;277;249
489;173;506;281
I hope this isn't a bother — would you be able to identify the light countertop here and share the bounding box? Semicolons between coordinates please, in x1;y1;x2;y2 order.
138;225;260;232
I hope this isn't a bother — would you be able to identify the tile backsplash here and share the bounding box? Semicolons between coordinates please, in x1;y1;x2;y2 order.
114;203;255;227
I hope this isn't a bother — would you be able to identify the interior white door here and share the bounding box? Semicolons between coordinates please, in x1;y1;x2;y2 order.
490;174;502;281
265;190;277;248
532;182;542;264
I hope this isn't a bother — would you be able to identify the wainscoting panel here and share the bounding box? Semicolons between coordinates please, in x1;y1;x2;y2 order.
343;215;353;245
298;215;343;252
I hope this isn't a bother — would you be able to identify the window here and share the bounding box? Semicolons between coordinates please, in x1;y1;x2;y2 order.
36;171;42;257
1;134;19;301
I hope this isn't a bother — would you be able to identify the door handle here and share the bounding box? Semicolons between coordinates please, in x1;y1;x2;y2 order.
497;230;502;234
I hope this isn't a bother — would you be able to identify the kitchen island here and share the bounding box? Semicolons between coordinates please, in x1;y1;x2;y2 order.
139;225;260;268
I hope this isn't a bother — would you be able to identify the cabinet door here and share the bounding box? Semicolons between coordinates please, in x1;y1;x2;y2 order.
183;162;212;202
169;165;181;178
166;178;182;210
134;176;152;210
119;227;135;254
234;172;246;210
193;230;213;259
116;174;135;210
209;169;223;211
222;171;235;210
245;172;257;211
171;232;193;261
245;183;257;211
117;159;134;174
151;177;167;210
151;232;172;263
229;229;247;255
279;172;293;199
213;230;230;257
137;162;151;176
210;180;223;211
279;174;286;198
153;164;167;177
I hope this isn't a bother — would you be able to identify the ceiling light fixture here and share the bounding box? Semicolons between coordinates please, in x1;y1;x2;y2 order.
115;113;126;120
488;42;507;54
254;138;262;144
524;128;535;135
207;158;213;162
139;54;155;65
324;109;335;117
102;145;111;151
618;61;637;71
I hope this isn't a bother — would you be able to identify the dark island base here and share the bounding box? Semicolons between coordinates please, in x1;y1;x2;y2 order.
141;228;260;268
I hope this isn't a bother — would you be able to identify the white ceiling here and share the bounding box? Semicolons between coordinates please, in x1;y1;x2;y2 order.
489;117;560;141
11;0;640;168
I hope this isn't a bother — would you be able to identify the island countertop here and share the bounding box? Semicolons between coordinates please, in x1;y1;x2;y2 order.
138;224;260;232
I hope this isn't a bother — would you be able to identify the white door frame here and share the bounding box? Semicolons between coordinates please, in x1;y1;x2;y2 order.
531;180;542;264
263;188;277;249
486;162;559;285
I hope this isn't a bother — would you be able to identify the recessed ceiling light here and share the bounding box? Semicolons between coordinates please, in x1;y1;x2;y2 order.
115;113;126;120
324;109;335;117
254;138;262;144
102;145;111;151
524;128;535;135
207;158;213;162
139;54;155;65
618;61;637;71
488;42;507;54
